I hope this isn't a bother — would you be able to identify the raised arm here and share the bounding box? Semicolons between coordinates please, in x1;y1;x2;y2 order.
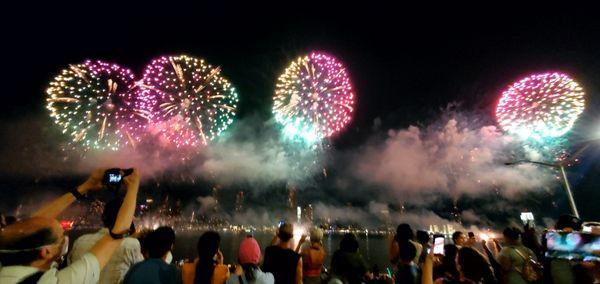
295;256;303;284
295;235;307;253
33;168;105;219
88;169;140;269
421;251;434;284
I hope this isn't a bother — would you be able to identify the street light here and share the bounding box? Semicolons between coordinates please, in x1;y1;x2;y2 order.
504;160;579;218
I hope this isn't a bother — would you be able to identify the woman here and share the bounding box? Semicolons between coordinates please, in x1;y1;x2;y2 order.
390;224;423;265
299;228;326;284
182;231;230;284
226;236;274;284
422;247;497;284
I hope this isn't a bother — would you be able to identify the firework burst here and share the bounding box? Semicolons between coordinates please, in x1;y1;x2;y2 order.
274;52;355;143
46;60;143;150
138;55;238;148
496;72;585;140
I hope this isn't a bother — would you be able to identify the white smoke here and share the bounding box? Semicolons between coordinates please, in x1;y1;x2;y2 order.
353;118;553;200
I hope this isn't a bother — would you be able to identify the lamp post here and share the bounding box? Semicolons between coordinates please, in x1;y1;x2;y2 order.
504;160;579;218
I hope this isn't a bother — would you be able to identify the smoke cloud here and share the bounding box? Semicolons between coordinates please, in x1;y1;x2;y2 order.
353;118;554;200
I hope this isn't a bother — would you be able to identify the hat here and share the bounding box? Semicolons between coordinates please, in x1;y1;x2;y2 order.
238;236;261;265
310;228;323;243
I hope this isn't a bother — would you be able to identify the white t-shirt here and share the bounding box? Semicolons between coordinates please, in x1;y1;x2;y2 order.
0;252;100;284
69;228;143;284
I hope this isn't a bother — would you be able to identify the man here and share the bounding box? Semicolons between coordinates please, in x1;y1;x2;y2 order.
497;227;537;284
69;198;144;284
263;223;302;284
452;231;467;247
0;168;140;284
124;226;180;284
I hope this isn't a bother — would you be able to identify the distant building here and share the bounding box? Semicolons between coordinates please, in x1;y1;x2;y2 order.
212;185;221;212
287;185;297;211
235;191;245;213
303;204;314;223
451;203;462;224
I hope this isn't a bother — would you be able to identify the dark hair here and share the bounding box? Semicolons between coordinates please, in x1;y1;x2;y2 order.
522;226;541;258
195;231;221;284
503;227;521;241
241;263;259;282
277;223;293;242
0;227;57;266
137;230;151;257
5;216;17;226
555;214;583;231
439;244;459;280
146;227;176;258
399;241;417;262
339;233;359;253
416;230;430;245
102;198;123;229
457;247;494;282
395;224;414;243
452;231;464;243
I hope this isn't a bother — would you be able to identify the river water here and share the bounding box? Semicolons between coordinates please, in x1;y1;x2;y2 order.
69;229;394;272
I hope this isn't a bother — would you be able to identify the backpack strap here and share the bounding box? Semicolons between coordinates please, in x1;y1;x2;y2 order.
17;271;45;284
512;247;529;260
510;247;532;275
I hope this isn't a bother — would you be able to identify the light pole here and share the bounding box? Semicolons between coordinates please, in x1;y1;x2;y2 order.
504;160;579;218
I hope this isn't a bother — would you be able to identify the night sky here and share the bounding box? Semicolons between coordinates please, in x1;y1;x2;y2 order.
1;3;599;223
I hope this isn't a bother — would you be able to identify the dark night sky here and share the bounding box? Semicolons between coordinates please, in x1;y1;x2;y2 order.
1;3;599;222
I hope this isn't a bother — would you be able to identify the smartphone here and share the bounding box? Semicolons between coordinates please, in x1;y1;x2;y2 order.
545;231;600;262
103;168;123;185
108;173;122;183
433;237;445;255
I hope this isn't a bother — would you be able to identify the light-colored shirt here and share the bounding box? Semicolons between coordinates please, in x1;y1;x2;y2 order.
0;252;100;284
69;228;143;284
497;244;537;284
225;269;274;284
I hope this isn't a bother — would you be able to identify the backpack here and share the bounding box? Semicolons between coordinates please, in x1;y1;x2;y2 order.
513;247;542;283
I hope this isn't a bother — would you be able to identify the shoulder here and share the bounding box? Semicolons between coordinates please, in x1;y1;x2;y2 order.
182;262;196;274
410;240;423;249
128;259;147;270
213;264;230;283
122;237;141;247
56;252;101;283
181;262;196;284
258;270;275;283
120;237;142;254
